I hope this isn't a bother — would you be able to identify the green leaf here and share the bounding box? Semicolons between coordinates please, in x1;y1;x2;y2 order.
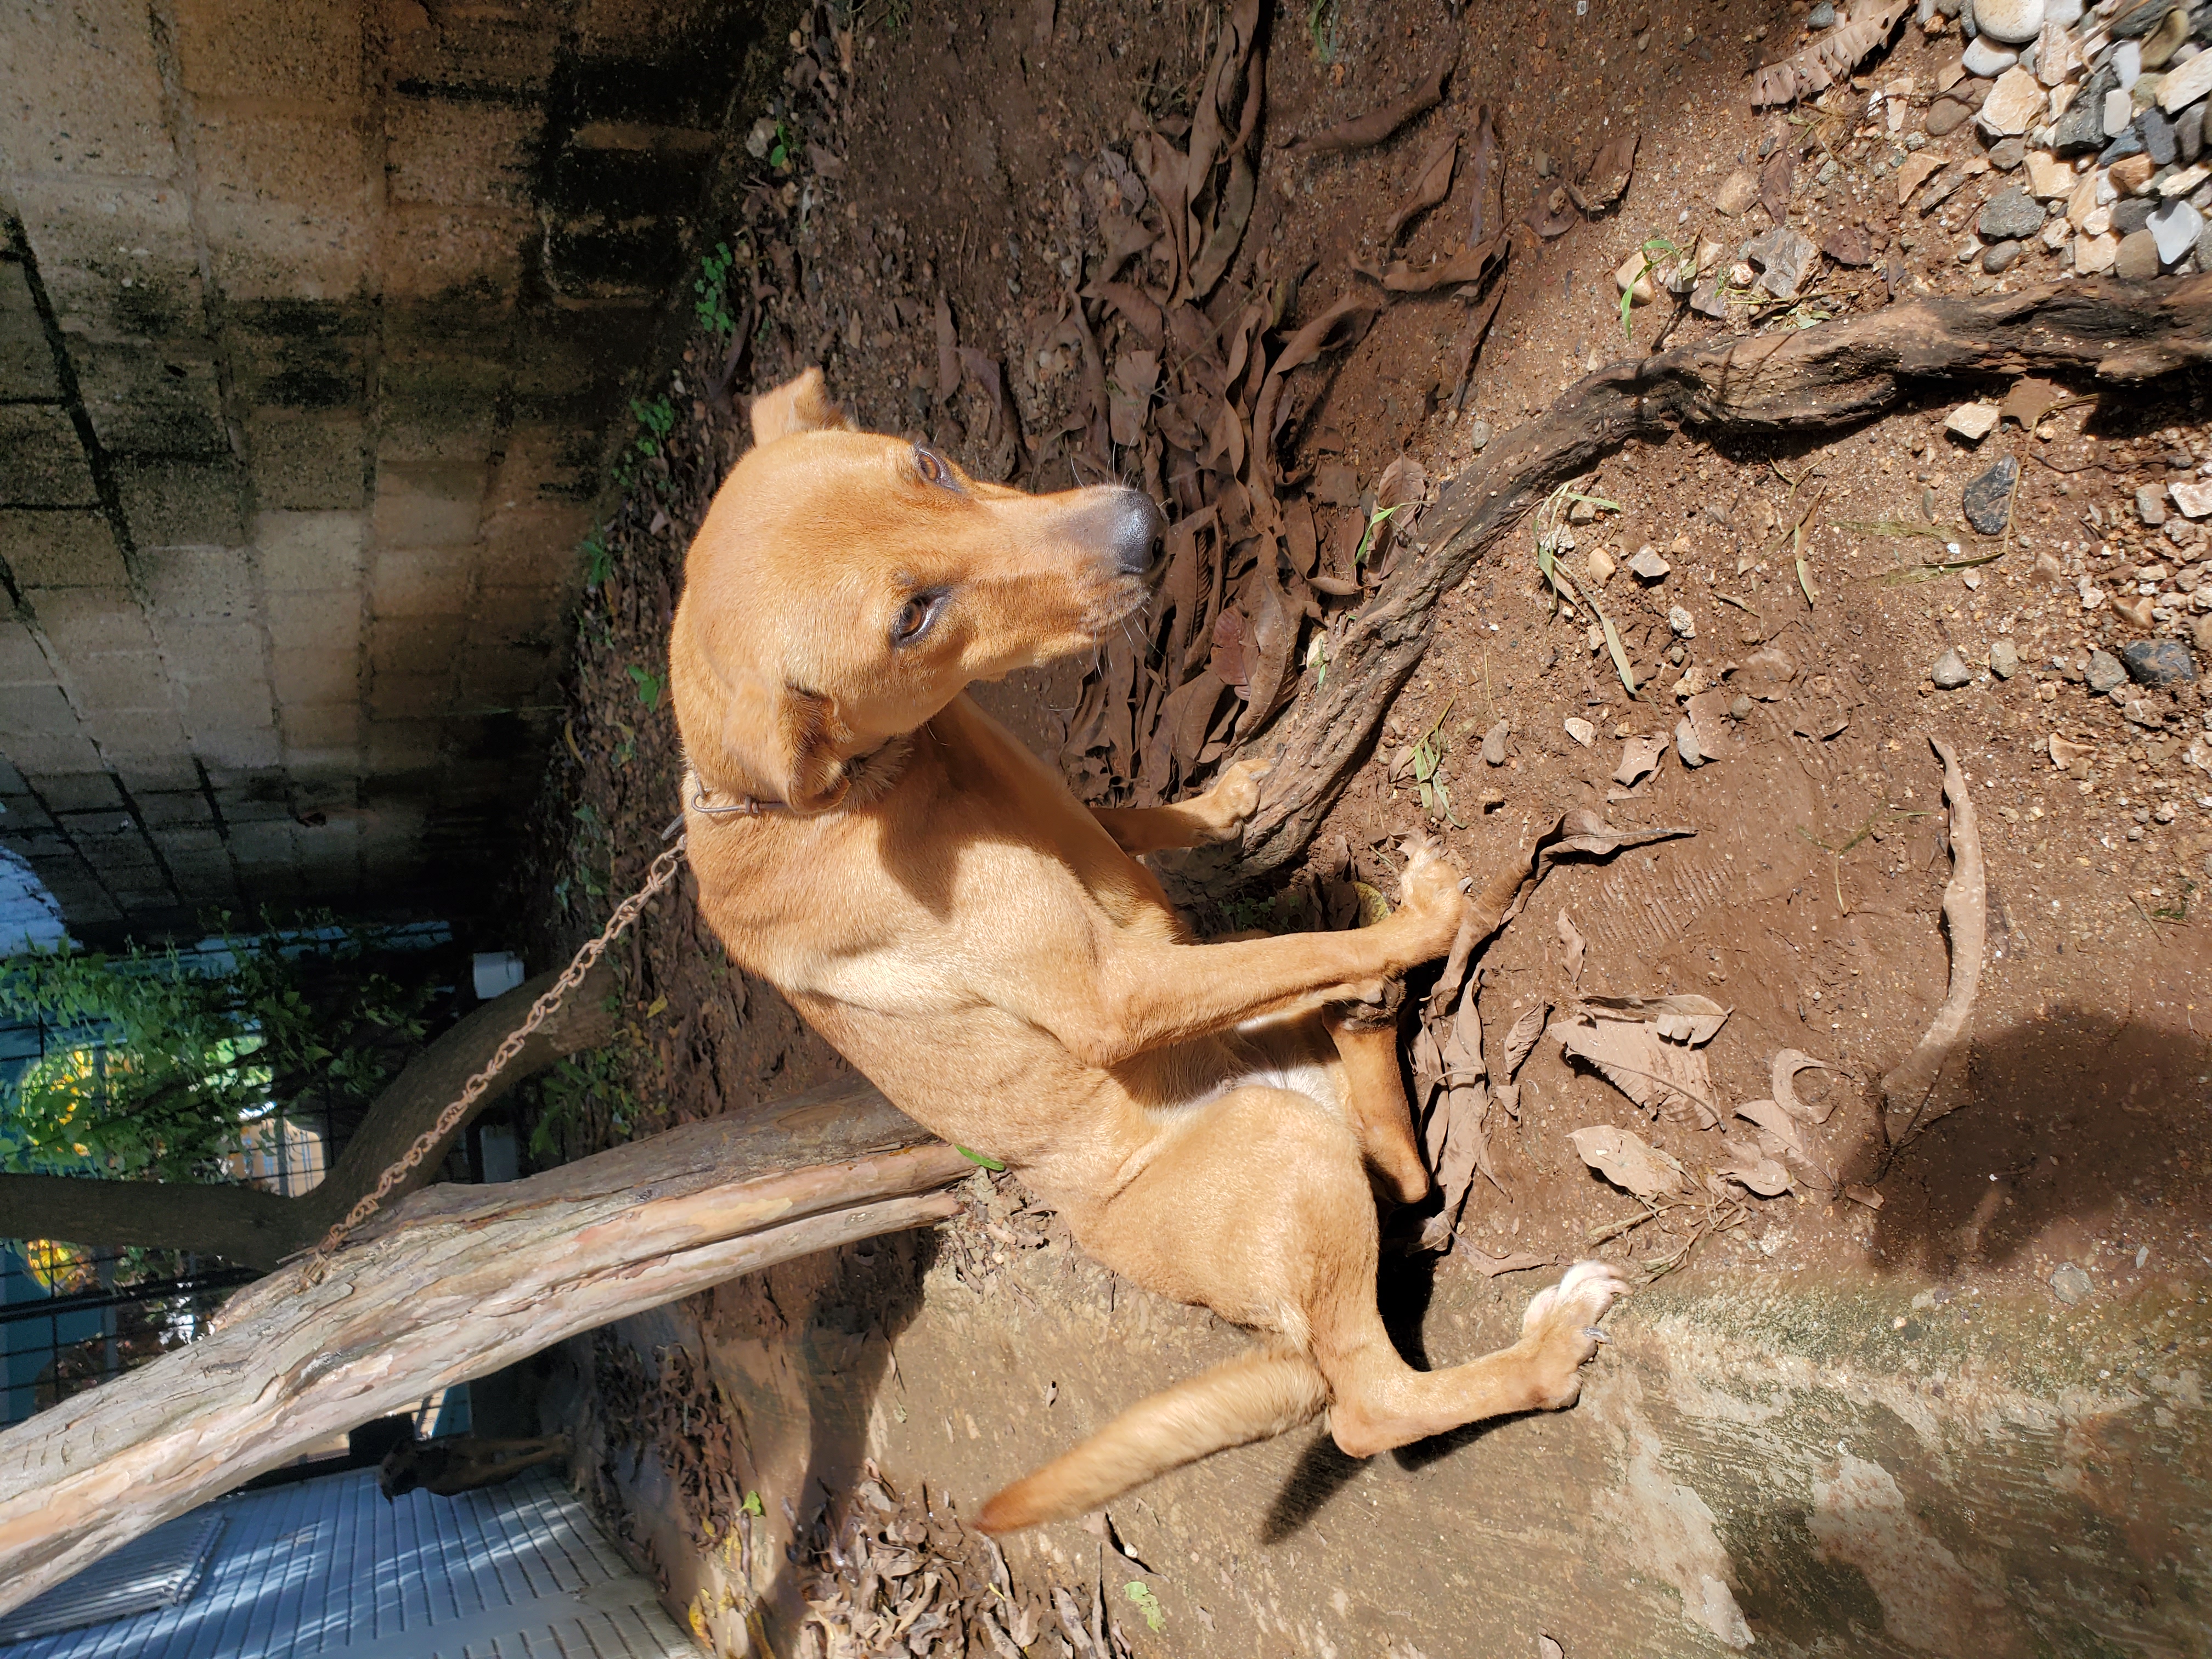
742;1490;765;1516
1600;614;1638;698
1124;1582;1165;1632
956;1144;1007;1171
1352;503;1401;568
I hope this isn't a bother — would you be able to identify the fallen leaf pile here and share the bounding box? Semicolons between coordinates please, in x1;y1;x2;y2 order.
799;1468;1138;1659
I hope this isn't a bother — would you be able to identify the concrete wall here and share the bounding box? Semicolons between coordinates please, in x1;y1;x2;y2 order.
0;0;782;940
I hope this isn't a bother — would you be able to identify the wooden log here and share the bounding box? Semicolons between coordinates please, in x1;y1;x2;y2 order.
1214;275;2212;885
0;1082;962;1616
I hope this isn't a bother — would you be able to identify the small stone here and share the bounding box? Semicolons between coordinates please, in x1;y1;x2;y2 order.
1668;605;1696;638
2160;49;2212;115
1585;545;1617;584
2042;215;2073;249
2138;483;2171;525
1927;95;1977;137
1973;0;2044;43
2160;160;2211;198
1675;718;1705;767
2200;217;2212;268
1482;719;1511;765
2141;105;2179;166
1740;224;1819;298
2141;3;2191;70
1946;401;2002;441
2114;227;2162;276
2044;0;2082;21
2113;195;2157;235
1808;0;1837;25
2106;87;2137;137
2149;197;2205;263
1714;167;1759;216
1931;647;1974;687
2086;647;2128;692
2100;124;2148;165
2023;148;2074;196
1964;36;2021;77
2050;1262;2093;1304
1564;716;1596;747
1990;136;2028;170
1628;545;1672;581
1466;419;1493;452
1729;694;1753;720
2180;103;2205;166
2035;19;2086;87
1989;637;2020;678
2121;638;2197;686
1963;456;2021;532
1980;65;2047;132
2115;40;2143;93
2110;151;2157;194
1982;236;2024;270
2075;228;2121;270
2171;480;2212;518
1977;184;2048;238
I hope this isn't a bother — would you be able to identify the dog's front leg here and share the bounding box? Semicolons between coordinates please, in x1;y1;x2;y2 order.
1089;757;1269;855
1029;841;1474;1067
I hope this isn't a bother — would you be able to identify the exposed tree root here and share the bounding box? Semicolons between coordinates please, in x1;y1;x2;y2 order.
1210;275;2212;887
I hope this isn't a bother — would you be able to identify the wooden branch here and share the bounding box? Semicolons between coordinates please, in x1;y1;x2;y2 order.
0;962;619;1267
1212;275;2212;885
0;1081;963;1615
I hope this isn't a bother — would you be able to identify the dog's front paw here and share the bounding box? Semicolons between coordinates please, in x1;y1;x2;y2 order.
1192;755;1272;840
1516;1260;1633;1409
1394;834;1470;947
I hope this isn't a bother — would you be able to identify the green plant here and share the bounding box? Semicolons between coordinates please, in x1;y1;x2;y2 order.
1406;698;1462;827
767;121;795;168
528;1046;637;1161
1352;503;1400;568
1532;484;1635;698
1619;236;1681;339
580;532;612;589
0;922;441;1181
629;396;675;458
627;664;664;709
1124;1582;1165;1632
694;241;737;338
1306;0;1340;61
955;1144;1006;1170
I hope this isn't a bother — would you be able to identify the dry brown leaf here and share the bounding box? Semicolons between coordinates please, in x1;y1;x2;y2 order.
1613;732;1668;787
1882;735;1986;1146
1381;132;1458;248
1735;1098;1813;1166
1717;1141;1793;1197
934;293;961;403
1107;349;1159;448
1748;0;1913;106
1557;1015;1721;1128
1771;1049;1833;1123
1568;132;1638;215
1527;181;1579;238
2000;376;2063;430
1570;1124;1690;1200
1579;993;1730;1045
1358;238;1505;294
1843;1183;1884;1209
1759;146;1795;227
1557;909;1585;987
1500;1002;1550;1079
1287;48;1457;157
1465;102;1499;247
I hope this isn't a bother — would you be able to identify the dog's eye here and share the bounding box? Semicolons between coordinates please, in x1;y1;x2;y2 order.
891;592;945;645
913;446;955;488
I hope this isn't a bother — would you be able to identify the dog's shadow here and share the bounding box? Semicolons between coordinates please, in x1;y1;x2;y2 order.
1259;1251;1521;1544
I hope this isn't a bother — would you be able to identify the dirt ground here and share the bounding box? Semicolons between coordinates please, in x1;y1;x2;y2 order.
506;0;2212;1650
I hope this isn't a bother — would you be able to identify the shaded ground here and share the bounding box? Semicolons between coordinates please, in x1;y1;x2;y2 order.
501;0;2212;1651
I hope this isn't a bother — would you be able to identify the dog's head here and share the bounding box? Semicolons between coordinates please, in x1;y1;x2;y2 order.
670;368;1160;812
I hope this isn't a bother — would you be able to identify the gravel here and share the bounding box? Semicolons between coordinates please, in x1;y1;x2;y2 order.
1932;647;1974;688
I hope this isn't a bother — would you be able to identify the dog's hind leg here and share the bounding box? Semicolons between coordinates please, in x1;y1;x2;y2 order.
1313;1261;1633;1458
975;1345;1327;1532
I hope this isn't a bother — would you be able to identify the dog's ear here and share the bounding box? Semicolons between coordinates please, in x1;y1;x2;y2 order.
748;366;850;447
670;605;851;814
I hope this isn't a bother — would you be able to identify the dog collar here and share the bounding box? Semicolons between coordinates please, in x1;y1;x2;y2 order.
681;736;910;827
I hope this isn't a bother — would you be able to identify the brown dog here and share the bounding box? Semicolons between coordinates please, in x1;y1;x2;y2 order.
670;369;1628;1531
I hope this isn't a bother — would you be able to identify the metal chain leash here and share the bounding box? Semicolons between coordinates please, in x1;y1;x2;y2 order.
298;838;690;1279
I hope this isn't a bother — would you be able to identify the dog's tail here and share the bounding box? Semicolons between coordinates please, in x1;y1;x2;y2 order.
975;1347;1329;1533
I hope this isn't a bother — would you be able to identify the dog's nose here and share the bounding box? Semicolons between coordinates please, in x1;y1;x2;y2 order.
1103;488;1165;574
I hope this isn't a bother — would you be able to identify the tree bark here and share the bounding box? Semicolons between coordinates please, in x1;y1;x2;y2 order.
1212;274;2212;886
0;962;619;1267
0;1079;963;1617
